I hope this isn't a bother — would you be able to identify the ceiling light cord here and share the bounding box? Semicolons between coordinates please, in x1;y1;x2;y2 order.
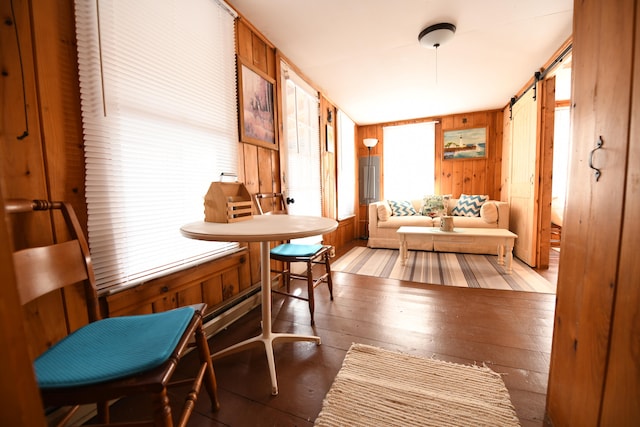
418;22;455;86
9;0;29;140
434;44;440;84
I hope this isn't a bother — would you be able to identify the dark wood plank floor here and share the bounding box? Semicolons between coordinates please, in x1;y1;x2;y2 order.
101;242;558;426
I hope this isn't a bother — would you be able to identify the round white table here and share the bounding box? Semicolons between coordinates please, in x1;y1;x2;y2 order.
180;215;338;395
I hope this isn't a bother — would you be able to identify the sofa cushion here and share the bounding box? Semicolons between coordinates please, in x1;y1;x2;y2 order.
379;215;433;228
388;200;419;216
452;216;497;228
377;202;391;221
480;202;499;223
451;194;488;217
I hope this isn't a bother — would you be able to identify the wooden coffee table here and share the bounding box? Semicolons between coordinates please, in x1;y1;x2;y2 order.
397;226;518;273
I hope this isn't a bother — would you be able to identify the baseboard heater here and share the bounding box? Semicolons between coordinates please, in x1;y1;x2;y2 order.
202;285;262;337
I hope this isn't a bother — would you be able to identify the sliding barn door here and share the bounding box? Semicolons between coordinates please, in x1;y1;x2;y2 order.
509;91;539;266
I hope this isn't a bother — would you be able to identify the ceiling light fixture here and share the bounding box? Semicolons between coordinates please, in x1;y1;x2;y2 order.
418;23;456;84
418;23;456;49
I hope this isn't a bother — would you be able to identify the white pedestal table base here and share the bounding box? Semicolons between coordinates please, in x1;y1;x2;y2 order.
211;241;320;395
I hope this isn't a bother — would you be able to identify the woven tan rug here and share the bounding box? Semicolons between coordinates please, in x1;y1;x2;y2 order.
315;343;520;427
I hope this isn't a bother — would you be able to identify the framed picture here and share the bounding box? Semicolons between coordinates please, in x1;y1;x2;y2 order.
238;59;276;148
443;127;487;160
326;124;335;153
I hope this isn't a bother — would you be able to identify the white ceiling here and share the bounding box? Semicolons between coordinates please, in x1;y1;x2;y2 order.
226;0;573;125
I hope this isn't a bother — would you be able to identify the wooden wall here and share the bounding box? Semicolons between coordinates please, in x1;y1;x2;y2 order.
1;0;90;359
235;18;278;284
546;0;640;423
355;110;503;237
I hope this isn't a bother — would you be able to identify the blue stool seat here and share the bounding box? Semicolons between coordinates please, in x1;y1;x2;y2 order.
35;306;195;388
271;243;323;257
267;242;332;325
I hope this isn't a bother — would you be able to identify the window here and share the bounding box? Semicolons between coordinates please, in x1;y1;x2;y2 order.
74;0;238;294
337;110;356;220
382;122;437;200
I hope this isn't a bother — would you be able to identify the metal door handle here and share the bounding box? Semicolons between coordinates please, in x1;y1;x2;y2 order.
589;136;603;182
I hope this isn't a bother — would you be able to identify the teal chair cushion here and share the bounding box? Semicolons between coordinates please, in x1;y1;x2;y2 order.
271;243;323;257
34;306;195;388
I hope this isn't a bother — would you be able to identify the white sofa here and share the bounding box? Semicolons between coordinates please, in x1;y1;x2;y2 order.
367;198;510;254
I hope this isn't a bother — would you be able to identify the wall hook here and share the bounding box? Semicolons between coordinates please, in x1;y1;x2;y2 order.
589;136;603;182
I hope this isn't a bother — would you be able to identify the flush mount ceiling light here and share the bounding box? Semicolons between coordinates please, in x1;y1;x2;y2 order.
418;23;456;49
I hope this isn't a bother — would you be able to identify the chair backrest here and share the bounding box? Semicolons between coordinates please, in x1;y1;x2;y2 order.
253;192;289;215
7;199;100;322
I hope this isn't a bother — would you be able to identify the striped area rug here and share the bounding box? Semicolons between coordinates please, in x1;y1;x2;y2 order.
332;246;555;293
314;343;520;426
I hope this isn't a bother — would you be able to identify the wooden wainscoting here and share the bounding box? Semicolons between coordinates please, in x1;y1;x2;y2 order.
101;247;253;318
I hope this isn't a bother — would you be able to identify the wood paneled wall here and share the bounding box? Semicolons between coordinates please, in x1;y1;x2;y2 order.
438;111;503;198
355;110;503;236
546;0;640;423
1;0;90;359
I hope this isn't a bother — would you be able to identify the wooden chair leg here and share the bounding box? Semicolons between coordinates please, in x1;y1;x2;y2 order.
195;320;220;411
306;260;315;325
284;261;291;293
96;401;109;424
54;405;81;427
152;388;173;427
324;251;334;301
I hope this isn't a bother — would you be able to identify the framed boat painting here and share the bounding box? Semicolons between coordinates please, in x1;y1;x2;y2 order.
443;127;487;160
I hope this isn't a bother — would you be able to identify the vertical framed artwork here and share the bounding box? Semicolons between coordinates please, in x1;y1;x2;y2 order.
238;59;277;148
443;127;487;160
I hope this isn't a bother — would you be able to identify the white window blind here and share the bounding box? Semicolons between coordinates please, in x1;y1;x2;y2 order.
382;122;436;200
337;110;356;220
74;0;239;294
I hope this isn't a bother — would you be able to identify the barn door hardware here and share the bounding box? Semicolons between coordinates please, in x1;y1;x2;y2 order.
589;136;604;182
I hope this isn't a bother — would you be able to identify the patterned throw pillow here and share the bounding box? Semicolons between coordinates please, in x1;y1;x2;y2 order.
421;195;446;217
451;194;488;217
388;200;418;216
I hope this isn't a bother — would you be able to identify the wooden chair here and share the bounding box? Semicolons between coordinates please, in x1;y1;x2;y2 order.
7;199;219;427
253;193;333;325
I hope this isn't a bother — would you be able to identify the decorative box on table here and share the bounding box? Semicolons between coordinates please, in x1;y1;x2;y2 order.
204;182;253;223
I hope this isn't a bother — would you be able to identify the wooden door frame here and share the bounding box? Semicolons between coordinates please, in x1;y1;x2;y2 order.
0;195;47;426
536;76;557;269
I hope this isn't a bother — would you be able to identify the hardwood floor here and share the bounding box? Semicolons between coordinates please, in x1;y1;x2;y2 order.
535;247;560;284
100;242;558;426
